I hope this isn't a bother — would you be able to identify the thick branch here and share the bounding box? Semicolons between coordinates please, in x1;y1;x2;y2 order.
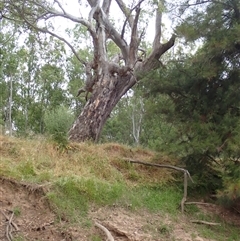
102;0;112;16
115;0;134;28
118;0;145;40
45;9;97;37
100;9;129;60
153;3;162;50
54;0;66;14
143;34;176;72
156;34;176;58
123;158;193;181
129;4;141;66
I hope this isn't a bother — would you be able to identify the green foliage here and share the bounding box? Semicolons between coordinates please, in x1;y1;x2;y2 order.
143;0;240;196
118;185;182;214
0;27;69;136
139;94;179;152
13;206;21;216
184;202;240;241
44;106;74;148
217;159;240;207
48;176;124;221
16;161;36;179
12;235;26;241
101;95;135;145
48;177;182;223
91;236;102;241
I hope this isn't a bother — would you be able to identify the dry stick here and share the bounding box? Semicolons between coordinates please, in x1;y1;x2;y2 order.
123;158;193;213
1;209;19;241
95;222;114;241
1;210;21;241
6;222;11;241
4;212;14;241
181;172;188;213
191;220;221;226
185;202;214;206
0;209;19;231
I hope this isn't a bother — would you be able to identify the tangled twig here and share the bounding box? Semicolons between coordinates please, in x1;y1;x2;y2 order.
0;209;19;241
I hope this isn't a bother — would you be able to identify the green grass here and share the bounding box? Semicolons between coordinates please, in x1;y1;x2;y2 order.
46;176;183;223
47;175;125;222
185;204;240;241
1;135;239;241
117;185;182;214
12;235;26;241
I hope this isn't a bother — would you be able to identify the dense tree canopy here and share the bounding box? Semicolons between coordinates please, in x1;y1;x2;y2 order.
143;0;240;197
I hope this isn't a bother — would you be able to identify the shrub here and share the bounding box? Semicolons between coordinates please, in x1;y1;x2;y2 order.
44;106;74;148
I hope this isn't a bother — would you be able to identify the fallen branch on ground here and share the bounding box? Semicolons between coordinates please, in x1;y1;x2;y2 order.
122;158;193;213
191;220;221;226
0;209;19;241
95;221;114;241
185;202;215;205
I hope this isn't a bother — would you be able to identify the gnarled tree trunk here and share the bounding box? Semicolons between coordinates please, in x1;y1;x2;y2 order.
69;71;134;142
69;32;175;142
68;0;176;142
3;0;176;142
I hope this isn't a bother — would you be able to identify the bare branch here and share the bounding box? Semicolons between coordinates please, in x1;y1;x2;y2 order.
191;220;221;226
122;157;193;213
116;0;134;28
153;3;162;50
185;202;216;205
100;9;129;60
157;34;176;58
129;5;141;65
123;158;193;179
46;9;96;35
118;0;145;40
102;0;112;16
54;0;66;14
23;18;86;65
88;0;100;22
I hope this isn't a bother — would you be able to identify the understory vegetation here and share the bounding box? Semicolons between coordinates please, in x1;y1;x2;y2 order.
0;135;239;240
0;1;240;239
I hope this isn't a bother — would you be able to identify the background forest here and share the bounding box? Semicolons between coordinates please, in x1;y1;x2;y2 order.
1;0;240;209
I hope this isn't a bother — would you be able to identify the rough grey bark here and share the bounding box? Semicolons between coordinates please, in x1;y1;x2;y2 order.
2;0;176;142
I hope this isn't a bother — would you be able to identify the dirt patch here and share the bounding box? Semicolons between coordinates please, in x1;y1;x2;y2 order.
90;206;218;241
0;177;239;241
0;177;65;241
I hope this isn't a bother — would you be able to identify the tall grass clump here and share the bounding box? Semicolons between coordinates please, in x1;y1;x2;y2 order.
44;106;74;148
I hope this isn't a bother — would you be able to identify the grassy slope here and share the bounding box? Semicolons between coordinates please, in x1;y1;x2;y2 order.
0;135;239;240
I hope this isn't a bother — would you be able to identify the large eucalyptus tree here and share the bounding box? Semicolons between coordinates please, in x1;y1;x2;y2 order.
2;0;176;142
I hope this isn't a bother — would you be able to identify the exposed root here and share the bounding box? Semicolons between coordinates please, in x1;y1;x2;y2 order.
95;221;115;241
